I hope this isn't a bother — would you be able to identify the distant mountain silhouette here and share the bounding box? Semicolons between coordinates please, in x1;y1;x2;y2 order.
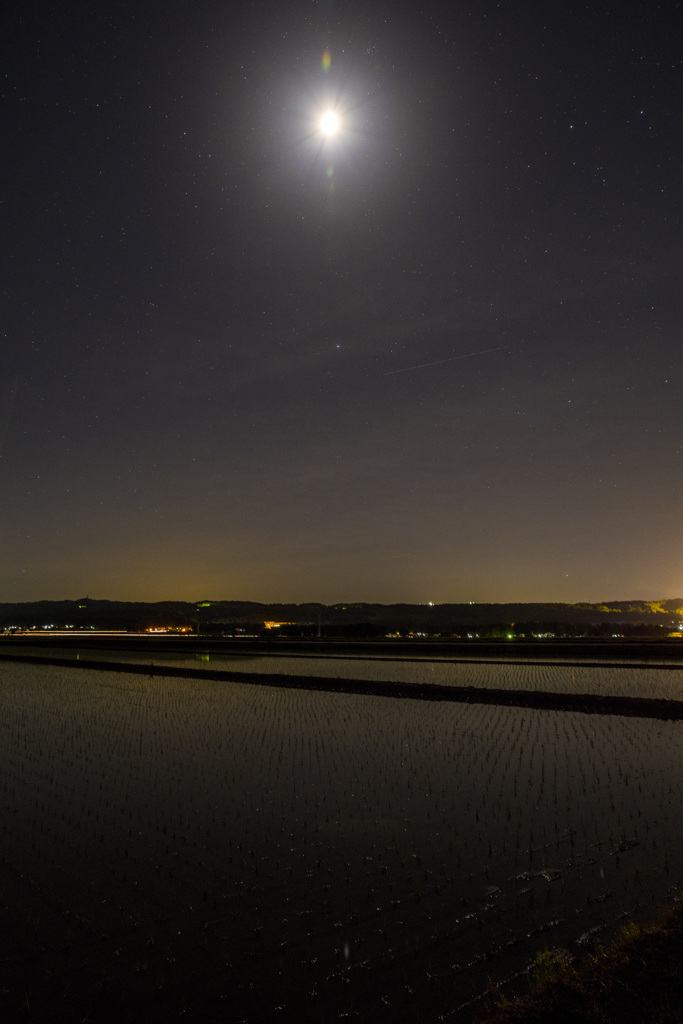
1;598;682;635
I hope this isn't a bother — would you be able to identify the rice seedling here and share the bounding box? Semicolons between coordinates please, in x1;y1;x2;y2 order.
1;658;683;1021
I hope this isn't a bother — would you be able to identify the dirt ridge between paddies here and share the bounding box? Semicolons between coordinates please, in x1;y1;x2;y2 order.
474;900;683;1024
3;652;683;721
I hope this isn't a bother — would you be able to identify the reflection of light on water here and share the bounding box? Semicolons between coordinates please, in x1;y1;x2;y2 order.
196;653;210;662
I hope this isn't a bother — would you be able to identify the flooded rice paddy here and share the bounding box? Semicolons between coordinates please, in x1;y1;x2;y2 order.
1;658;682;1022
10;644;683;700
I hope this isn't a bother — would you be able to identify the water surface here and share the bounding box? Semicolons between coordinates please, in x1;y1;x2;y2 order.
0;660;681;1022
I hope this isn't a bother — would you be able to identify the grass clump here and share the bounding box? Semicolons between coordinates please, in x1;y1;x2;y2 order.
531;947;575;988
476;903;683;1024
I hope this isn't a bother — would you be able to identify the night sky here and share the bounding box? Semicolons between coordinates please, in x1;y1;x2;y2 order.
3;0;681;604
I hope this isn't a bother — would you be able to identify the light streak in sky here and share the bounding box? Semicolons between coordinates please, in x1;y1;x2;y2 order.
382;345;509;376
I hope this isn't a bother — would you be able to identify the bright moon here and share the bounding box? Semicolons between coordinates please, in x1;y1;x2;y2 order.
320;111;339;136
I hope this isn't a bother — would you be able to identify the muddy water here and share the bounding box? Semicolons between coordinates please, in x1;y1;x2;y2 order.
0;660;682;1022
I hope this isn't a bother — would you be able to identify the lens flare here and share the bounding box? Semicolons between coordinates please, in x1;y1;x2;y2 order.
321;49;331;73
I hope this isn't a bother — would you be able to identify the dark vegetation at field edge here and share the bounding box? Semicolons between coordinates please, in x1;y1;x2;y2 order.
476;902;683;1024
